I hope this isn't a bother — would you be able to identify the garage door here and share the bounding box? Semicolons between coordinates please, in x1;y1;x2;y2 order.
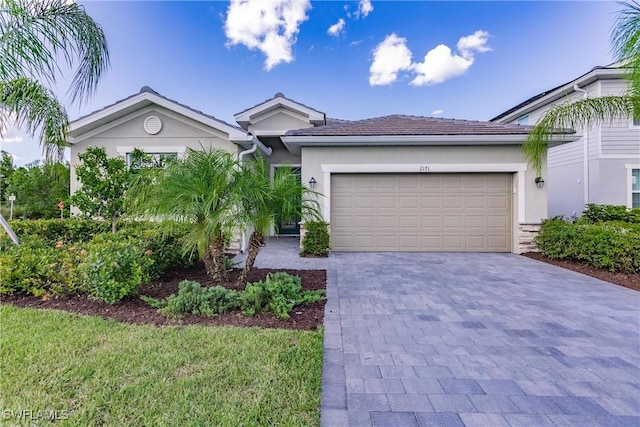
331;173;512;252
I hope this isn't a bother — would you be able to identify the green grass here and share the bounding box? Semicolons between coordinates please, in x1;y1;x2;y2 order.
0;305;323;426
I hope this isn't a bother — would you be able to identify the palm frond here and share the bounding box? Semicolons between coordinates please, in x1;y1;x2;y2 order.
0;77;68;161
523;95;637;176
0;0;110;103
612;1;640;93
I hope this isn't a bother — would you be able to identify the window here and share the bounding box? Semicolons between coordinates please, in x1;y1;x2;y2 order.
126;152;177;170
633;169;640;208
633;117;640;127
517;115;529;125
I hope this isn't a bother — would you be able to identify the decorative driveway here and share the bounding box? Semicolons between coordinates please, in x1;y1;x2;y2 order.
320;252;640;427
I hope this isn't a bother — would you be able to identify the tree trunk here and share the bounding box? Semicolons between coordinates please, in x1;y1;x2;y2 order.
0;212;19;245
203;234;227;283
236;231;265;287
111;213;118;234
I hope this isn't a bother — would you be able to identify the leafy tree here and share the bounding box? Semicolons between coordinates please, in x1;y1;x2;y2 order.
128;148;240;283
235;158;320;286
524;1;640;176
0;0;109;243
0;151;15;205
72;147;129;233
5;161;69;219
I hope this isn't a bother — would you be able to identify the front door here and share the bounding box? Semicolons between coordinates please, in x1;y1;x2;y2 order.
276;166;301;235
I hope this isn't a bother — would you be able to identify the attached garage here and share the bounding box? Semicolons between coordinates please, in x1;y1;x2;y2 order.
331;173;512;252
281;114;568;254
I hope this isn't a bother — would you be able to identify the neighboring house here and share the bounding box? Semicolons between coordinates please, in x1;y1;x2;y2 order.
70;88;572;253
491;64;640;217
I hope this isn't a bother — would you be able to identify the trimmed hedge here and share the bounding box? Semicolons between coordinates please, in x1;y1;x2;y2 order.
535;217;640;273
580;204;640;224
0;220;196;303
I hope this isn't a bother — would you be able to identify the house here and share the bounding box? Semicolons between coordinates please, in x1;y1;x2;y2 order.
491;64;640;217
69;88;574;253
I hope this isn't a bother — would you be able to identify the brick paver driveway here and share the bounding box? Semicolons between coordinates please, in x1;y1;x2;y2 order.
321;252;640;427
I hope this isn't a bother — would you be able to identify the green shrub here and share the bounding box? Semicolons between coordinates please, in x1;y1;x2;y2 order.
0;240;86;297
580;204;640;224
240;272;325;320
151;280;241;316
144;273;325;320
5;219;110;245
80;235;153;304
536;217;640;273
300;221;330;257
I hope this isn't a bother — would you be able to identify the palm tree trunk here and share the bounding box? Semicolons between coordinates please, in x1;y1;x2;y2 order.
203;234;227;283
0;212;19;244
236;231;265;287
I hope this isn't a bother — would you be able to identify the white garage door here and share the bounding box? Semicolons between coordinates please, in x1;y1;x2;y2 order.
331;173;512;252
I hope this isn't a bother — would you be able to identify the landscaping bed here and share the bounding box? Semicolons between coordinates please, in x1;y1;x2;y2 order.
1;262;326;330
523;252;640;292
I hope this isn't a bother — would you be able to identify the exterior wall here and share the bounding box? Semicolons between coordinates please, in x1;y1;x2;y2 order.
70;106;237;196
507;77;639;216
247;110;313;135
259;137;300;166
301;145;547;254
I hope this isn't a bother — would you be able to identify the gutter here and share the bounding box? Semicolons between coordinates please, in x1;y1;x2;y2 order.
237;136;272;253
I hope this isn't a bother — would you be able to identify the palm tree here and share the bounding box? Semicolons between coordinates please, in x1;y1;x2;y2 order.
523;1;640;177
235;157;320;286
128;148;240;283
0;0;109;243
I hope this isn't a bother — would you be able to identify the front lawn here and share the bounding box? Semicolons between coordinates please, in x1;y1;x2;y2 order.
0;305;323;426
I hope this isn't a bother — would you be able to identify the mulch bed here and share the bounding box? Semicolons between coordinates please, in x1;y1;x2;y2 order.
1;262;327;330
522;252;640;292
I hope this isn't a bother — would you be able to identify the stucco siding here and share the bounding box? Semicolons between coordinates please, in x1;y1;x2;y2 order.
301;145;546;228
593;158;633;206
260;137;300;167
70;108;237;196
248;110;313;135
548;161;584;217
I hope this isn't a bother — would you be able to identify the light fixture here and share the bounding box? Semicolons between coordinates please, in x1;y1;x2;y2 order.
308;177;317;189
535;177;545;189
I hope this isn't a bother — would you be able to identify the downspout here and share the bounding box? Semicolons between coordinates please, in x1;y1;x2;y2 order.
237;143;258;253
573;84;589;210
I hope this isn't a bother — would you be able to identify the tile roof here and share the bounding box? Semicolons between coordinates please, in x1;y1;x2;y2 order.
285;114;532;137
72;86;245;131
234;92;325;117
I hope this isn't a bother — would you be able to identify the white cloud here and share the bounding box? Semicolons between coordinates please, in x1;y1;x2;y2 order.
349;40;363;47
327;18;345;37
224;0;311;71
357;0;374;18
369;33;413;86
431;109;444;116
409;30;492;86
410;44;473;86
457;30;491;57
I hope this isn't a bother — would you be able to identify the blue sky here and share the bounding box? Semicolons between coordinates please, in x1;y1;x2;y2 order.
1;0;619;166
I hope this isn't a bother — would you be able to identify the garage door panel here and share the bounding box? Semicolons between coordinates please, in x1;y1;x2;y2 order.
443;216;463;228
443;196;463;209
331;173;511;252
378;216;397;228
421;196;440;208
355;196;374;208
378;196;396;208
399;216;419;228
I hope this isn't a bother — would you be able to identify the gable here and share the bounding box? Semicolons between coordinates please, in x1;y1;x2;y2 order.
79;106;231;142
247;108;315;136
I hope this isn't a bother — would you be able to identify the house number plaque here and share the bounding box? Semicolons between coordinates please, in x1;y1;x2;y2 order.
418;165;430;172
